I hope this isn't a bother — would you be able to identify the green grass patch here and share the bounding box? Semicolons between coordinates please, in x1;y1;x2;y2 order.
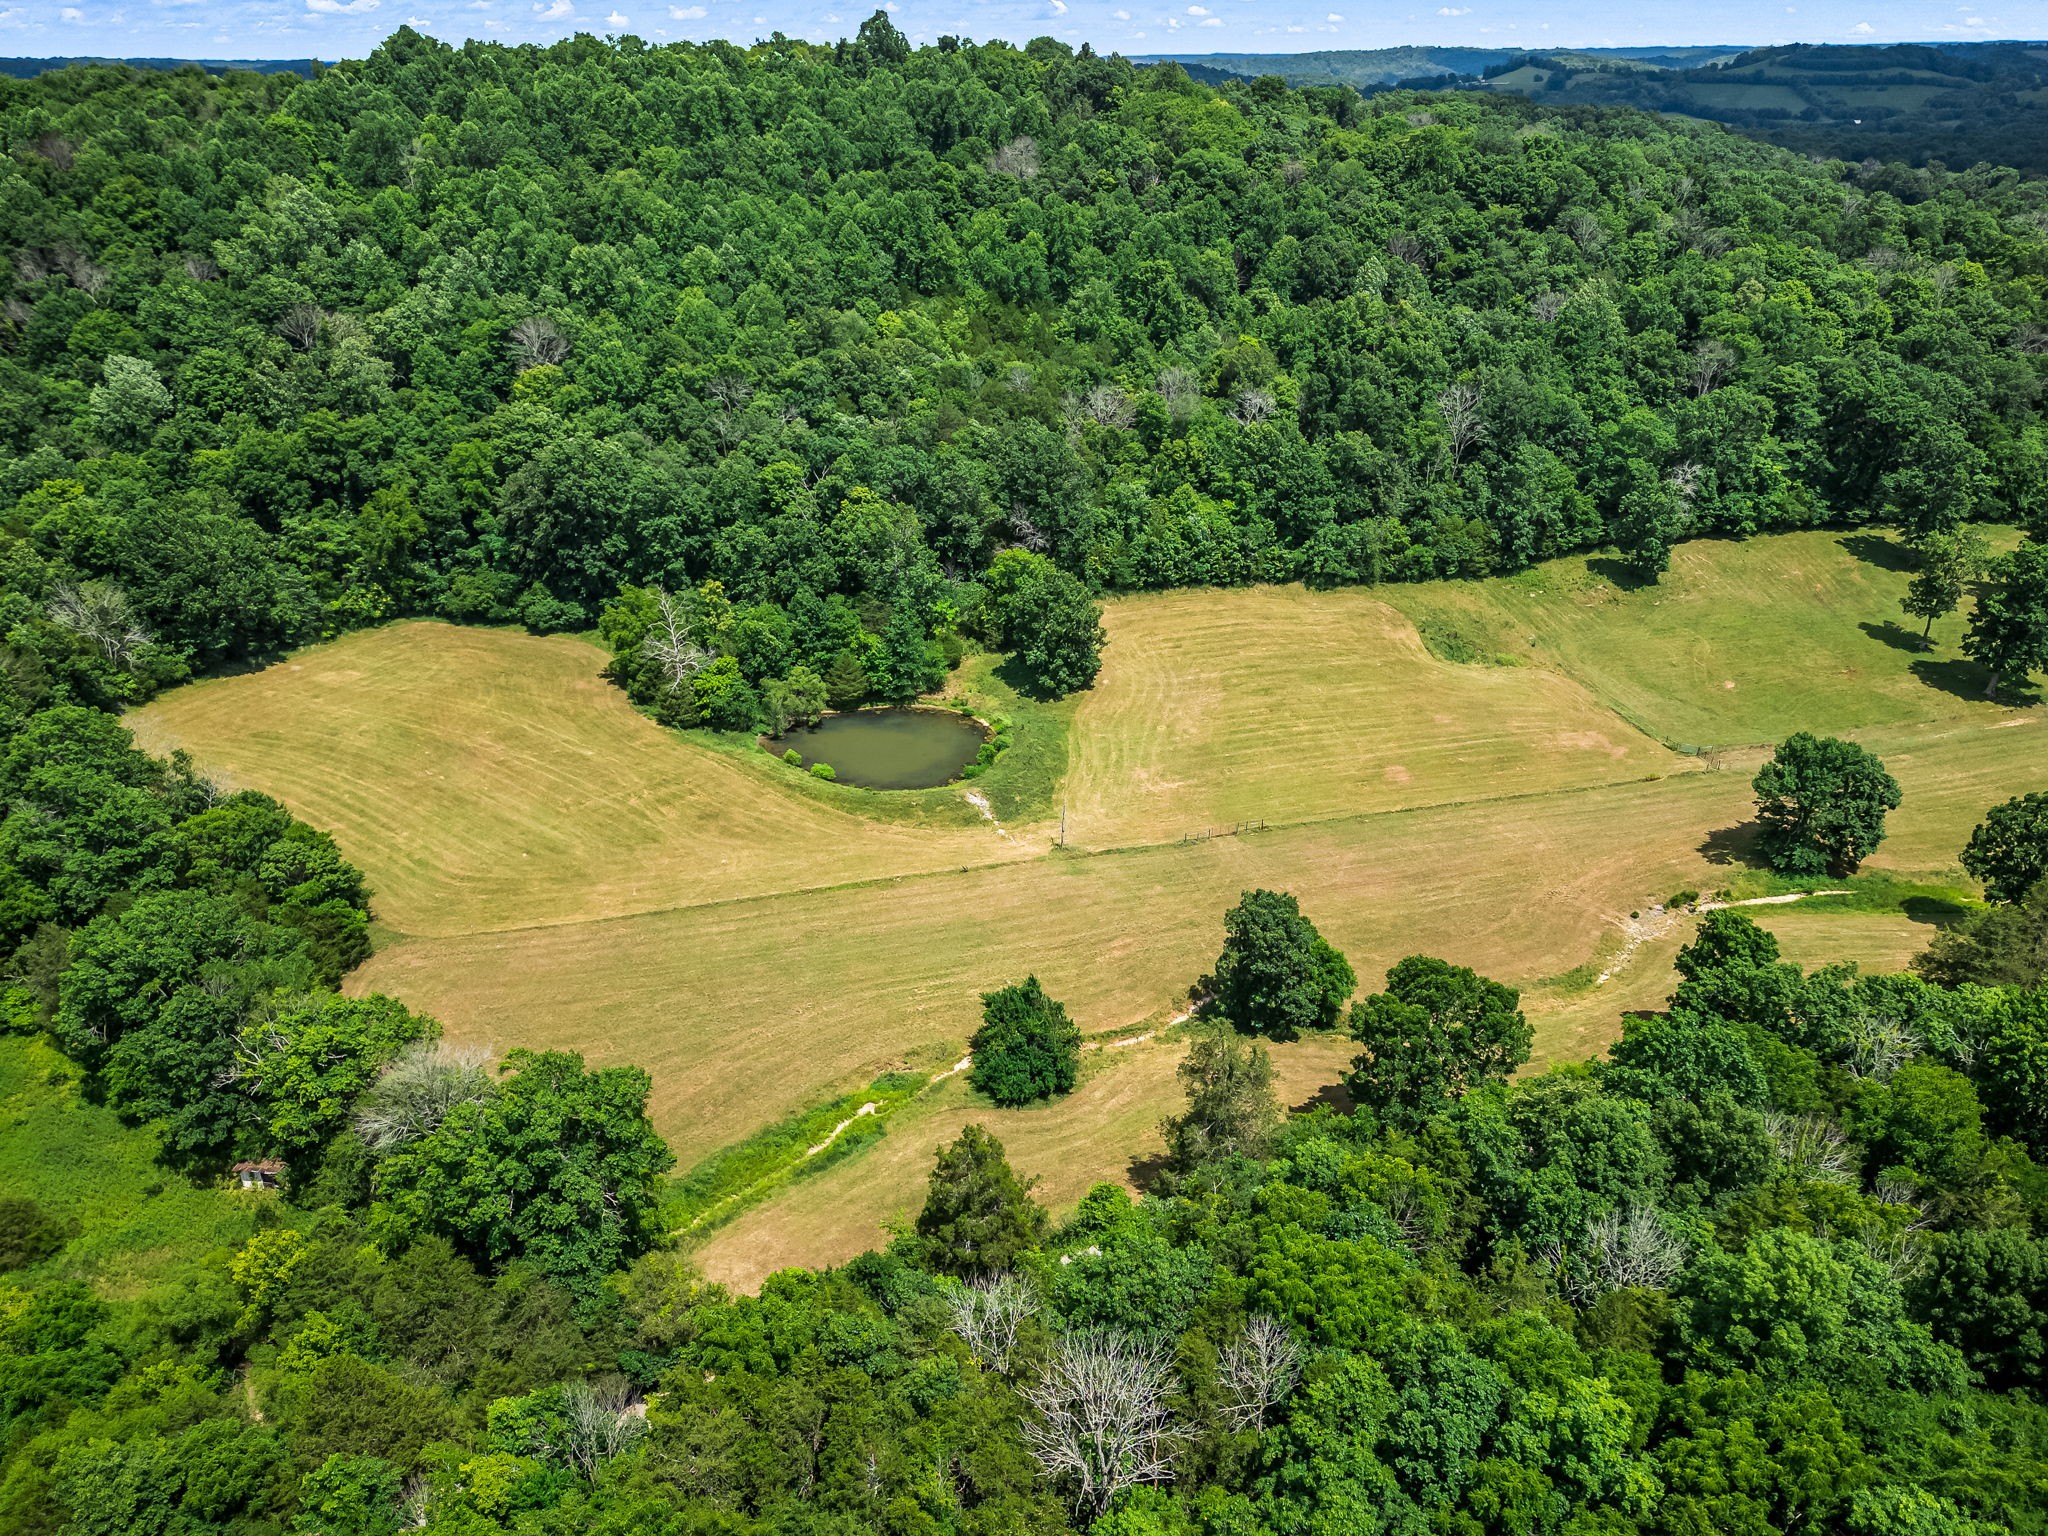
0;1034;283;1300
666;1070;931;1239
1710;868;1977;921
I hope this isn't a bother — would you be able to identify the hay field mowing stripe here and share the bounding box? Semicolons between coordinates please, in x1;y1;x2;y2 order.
1064;584;1691;850
692;1032;1359;1292
350;714;2038;1169
127;622;1030;939
351;766;1759;1166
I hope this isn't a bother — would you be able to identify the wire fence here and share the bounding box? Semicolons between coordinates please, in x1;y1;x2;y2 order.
1179;819;1268;846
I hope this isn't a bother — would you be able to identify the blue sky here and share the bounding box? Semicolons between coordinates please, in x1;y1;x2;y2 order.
0;0;2037;67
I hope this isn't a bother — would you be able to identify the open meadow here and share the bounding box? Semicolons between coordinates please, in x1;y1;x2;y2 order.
129;529;2046;1285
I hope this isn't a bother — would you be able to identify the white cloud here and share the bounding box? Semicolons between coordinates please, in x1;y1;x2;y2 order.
1327;8;1342;16
606;7;625;21
1049;0;1067;11
306;0;379;11
1436;5;1469;12
669;3;702;13
1187;4;1208;11
60;4;84;16
1113;6;1127;14
534;0;571;15
1851;19;1873;29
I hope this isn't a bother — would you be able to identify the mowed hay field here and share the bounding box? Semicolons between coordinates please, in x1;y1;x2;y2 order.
128;530;2046;1285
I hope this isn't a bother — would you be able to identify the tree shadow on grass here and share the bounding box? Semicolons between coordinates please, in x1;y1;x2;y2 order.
1859;619;1933;654
1585;556;1658;592
1902;894;1972;928
1290;1080;1356;1116
991;654;1065;703
1126;1149;1172;1194
1700;820;1765;868
1839;531;1917;572
1909;655;2033;706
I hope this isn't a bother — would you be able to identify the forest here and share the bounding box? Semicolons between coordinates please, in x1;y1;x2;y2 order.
0;16;2045;1536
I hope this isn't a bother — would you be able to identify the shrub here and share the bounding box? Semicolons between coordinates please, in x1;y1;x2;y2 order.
970;976;1082;1106
810;762;836;781
782;748;802;766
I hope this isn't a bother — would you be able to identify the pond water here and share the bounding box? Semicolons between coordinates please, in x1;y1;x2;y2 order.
772;708;988;790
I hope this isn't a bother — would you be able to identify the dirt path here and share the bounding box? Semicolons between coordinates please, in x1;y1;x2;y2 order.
1594;890;1849;985
806;1102;878;1156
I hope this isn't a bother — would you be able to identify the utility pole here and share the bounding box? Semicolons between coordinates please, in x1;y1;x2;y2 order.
1059;804;1067;848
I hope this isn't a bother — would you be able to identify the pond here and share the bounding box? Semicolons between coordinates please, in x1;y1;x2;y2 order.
770;708;988;790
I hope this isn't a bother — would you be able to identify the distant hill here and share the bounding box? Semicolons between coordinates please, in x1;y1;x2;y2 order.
1153;40;2048;173
0;56;319;79
1146;45;1752;89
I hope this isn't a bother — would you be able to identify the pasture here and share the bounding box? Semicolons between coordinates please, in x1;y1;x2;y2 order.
129;529;2045;1284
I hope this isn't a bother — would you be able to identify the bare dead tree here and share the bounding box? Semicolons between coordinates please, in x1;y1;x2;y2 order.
278;304;327;352
1671;173;1698;206
642;588;715;692
1387;231;1434;270
507;314;570;369
13;249;51;286
1765;1111;1858;1186
54;246;108;299
353;1042;495;1151
1232;386;1276;425
34;132;74;170
989;135;1041;180
1846;1013;1920;1081
1084;383;1136;430
1280;157;1307;187
49;581;153;669
1005;362;1034;394
1586;1205;1689;1293
1021;1330;1187;1517
706;373;755;411
1689;338;1736;397
184;254;220;283
1436;381;1485;464
1006;510;1051;553
1567;211;1609;258
1156;366;1199;423
1864;245;1903;273
1405;110;1437;127
944;1272;1037;1373
1218;1316;1301;1432
562;1380;648;1477
1667;461;1704;505
1529;290;1567;323
2012;324;2048;356
3;298;30;329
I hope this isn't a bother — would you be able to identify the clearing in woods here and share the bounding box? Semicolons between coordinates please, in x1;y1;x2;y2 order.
128;530;2044;1284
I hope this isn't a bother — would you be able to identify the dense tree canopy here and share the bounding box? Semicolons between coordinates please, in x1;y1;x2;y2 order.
1752;731;1902;876
1211;887;1356;1040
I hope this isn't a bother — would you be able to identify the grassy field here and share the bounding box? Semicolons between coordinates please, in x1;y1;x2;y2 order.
128;528;2046;1286
0;1035;279;1299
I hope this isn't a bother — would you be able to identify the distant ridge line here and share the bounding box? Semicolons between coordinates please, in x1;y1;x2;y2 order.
0;56;321;80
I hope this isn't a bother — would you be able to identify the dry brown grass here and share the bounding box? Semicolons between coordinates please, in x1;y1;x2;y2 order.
129;623;1027;938
122;532;2048;1288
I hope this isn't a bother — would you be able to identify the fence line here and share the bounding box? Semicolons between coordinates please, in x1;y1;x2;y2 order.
1179;819;1268;846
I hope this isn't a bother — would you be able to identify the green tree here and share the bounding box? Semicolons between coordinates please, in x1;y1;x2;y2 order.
87;354;172;447
1961;792;2048;904
372;1049;674;1295
823;650;870;709
1345;955;1531;1128
1912;880;2048;988
1752;732;1902;876
983;549;1105;696
969;975;1081;1106
1212;888;1355;1040
1909;1228;2048;1394
912;1123;1046;1277
240;993;433;1166
1901;526;1991;644
1962;541;2048;700
1160;1027;1280;1171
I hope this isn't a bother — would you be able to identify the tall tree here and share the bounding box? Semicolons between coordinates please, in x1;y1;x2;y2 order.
1962;792;2048;904
1752;733;1902;876
1211;888;1355;1040
1901;526;1991;644
1160;1027;1280;1170
1963;542;2048;700
913;1124;1047;1277
970;975;1082;1107
1346;956;1531;1128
